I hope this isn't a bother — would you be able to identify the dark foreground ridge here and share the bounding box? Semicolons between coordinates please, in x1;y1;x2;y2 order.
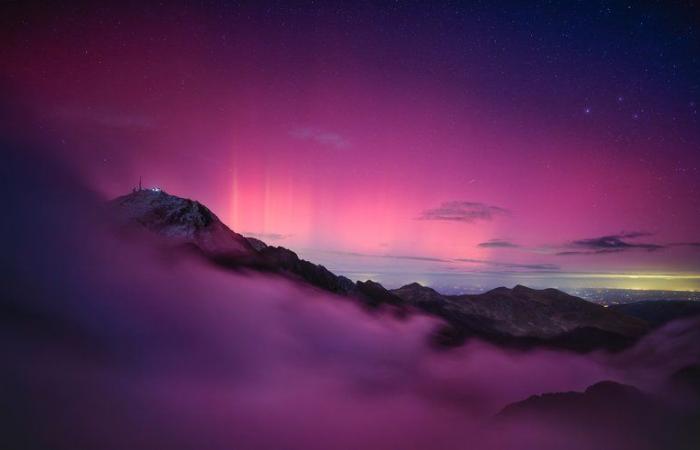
111;188;655;352
495;371;700;450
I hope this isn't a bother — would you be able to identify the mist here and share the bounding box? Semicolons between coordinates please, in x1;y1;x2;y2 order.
2;139;699;450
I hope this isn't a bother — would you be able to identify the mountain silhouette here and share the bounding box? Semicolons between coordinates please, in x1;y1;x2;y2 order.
110;188;652;352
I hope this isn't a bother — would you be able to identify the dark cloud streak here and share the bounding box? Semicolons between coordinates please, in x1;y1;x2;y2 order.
478;239;519;248
455;258;560;272
557;232;664;256
417;201;510;223
326;250;451;263
244;232;292;241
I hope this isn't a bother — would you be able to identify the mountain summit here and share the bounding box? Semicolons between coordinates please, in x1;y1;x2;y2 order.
110;188;371;297
110;188;257;257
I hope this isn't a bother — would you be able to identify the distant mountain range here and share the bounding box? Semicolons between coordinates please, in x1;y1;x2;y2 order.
110;188;696;352
392;282;647;351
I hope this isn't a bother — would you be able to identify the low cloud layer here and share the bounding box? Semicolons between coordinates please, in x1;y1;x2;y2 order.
3;140;699;450
418;201;510;223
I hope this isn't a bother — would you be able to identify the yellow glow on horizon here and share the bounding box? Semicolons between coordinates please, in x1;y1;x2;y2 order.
561;273;700;280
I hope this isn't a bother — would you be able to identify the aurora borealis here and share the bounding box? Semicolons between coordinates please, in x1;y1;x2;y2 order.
2;1;699;290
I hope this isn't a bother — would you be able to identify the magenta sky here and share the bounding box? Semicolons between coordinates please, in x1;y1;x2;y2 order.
2;2;699;290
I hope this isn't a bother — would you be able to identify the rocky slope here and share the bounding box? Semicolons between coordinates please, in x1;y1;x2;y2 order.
392;283;649;350
109;189;392;307
110;188;257;257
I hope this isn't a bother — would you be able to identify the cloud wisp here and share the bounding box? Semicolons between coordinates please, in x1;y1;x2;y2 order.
669;242;700;248
325;250;451;263
245;232;293;242
52;106;157;130
478;239;519;248
290;127;349;149
455;258;560;272
418;201;510;223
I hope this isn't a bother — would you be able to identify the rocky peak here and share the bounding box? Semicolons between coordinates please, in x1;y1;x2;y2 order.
110;189;256;257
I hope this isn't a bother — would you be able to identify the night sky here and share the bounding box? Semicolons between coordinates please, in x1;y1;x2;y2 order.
2;1;699;290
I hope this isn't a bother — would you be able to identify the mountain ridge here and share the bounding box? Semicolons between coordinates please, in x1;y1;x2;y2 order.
109;188;651;352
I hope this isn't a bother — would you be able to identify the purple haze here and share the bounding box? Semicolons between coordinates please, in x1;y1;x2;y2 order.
2;138;699;450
